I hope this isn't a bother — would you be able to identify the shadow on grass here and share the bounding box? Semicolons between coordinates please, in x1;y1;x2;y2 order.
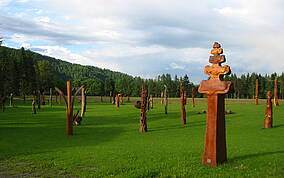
0;126;123;158
273;124;284;128
230;150;284;162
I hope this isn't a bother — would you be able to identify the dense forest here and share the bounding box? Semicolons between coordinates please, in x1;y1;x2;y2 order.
0;46;284;99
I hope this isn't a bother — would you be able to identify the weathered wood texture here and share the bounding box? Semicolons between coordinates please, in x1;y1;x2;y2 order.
264;91;273;128
139;84;148;132
198;42;232;166
180;85;186;126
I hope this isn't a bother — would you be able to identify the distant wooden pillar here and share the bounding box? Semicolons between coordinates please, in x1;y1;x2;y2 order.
49;88;52;107
116;94;119;108
164;86;168;114
264;91;273;128
198;42;232;166
139;84;148;132
255;79;259;105
66;81;73;135
150;95;153;109
81;87;86;117
100;95;103;102
32;97;36;114
109;91;112;103
274;79;279;106
180;85;186;126
160;91;164;104
192;87;195;107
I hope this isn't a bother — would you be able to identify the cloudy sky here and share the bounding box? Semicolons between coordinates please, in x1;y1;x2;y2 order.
1;0;284;83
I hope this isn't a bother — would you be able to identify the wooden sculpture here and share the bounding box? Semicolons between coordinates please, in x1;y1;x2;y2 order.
274;79;279;106
139;84;148;132
115;94;119;108
192;87;195;107
180;85;186;126
150;95;153;109
264;91;273;128
255;79;259;105
55;81;83;136
160;91;164;104
164;85;168;114
32;97;36;114
198;42;232;166
49;88;52;107
81;87;86;117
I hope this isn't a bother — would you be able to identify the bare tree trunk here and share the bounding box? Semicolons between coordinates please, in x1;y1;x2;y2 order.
139;84;148;132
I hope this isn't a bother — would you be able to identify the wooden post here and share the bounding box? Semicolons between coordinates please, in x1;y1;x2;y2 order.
192;87;195;107
116;94;119;108
32;97;36;114
198;42;232;166
49;88;52;107
274;79;279;106
180;85;186;126
139;84;148;132
255;79;259;105
66;81;73;136
264;91;273;128
56;93;58;104
164;85;168;114
100;95;103;102
81;87;86;117
150;95;153;109
160;91;164;104
55;83;83;136
37;90;41;110
110;91;112;103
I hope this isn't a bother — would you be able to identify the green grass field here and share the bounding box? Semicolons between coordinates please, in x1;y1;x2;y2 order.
0;98;284;177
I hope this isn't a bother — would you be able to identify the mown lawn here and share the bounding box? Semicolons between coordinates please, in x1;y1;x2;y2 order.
0;98;283;177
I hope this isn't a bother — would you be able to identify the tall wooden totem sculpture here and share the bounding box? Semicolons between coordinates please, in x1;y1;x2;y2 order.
180;85;186;126
274;79;279;106
115;94;119;108
198;42;232;166
55;81;83;136
255;79;259;105
139;84;148;132
264;91;273;128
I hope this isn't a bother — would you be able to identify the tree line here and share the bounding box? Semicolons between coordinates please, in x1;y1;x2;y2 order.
0;46;283;99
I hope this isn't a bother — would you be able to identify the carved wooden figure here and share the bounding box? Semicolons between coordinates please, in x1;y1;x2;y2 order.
164;85;168;114
55;81;83;136
180;85;186;126
274;79;279;106
264;91;273;128
139;84;148;132
198;42;232;166
115;94;119;108
192;87;195;107
255;79;259;105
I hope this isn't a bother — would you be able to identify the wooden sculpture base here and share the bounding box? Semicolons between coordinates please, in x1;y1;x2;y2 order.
264;117;272;128
202;94;227;166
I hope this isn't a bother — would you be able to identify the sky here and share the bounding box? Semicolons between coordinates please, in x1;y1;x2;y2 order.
1;0;284;83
